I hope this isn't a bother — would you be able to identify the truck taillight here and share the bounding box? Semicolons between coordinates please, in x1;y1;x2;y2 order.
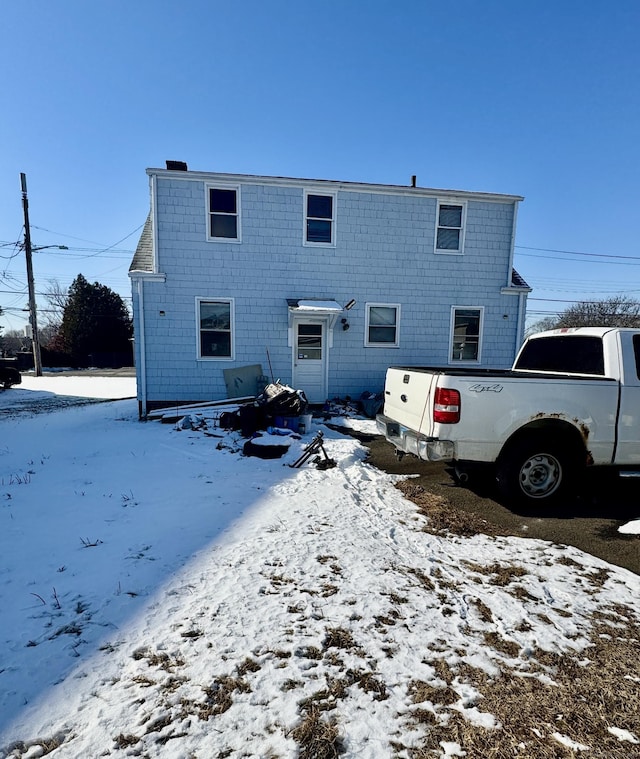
433;387;460;424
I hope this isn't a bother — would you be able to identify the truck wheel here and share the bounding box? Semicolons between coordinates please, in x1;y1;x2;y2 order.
497;436;579;509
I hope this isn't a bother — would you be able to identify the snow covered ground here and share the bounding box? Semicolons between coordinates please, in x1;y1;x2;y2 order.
0;376;639;758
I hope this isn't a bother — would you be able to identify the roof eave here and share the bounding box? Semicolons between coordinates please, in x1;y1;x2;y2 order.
147;168;524;203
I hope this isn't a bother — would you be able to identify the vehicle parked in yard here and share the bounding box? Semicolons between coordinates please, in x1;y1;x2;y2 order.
376;327;640;508
0;357;21;389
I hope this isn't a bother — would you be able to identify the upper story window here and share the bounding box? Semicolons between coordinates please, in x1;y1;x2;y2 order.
207;185;241;241
305;191;336;246
435;200;466;254
197;298;234;360
365;303;400;347
450;307;482;362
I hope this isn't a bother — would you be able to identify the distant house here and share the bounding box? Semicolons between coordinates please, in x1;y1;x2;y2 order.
129;163;530;418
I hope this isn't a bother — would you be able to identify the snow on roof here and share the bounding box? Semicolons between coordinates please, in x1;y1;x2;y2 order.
289;299;343;312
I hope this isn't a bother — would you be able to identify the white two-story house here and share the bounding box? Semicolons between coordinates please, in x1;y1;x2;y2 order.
129;162;530;417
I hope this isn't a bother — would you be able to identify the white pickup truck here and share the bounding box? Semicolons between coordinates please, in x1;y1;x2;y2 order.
376;327;640;507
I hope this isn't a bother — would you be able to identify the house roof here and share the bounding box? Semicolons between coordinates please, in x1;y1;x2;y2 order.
511;269;531;290
147;167;524;204
129;213;153;273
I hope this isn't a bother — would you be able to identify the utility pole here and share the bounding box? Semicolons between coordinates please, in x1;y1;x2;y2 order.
20;173;42;376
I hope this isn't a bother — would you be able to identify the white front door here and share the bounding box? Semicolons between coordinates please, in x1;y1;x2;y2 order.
293;320;327;403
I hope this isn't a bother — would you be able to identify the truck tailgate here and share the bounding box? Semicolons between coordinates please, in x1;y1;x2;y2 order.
383;367;438;436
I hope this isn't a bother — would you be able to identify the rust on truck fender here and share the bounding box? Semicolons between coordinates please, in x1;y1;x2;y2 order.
576;420;590;441
528;412;594;464
529;412;590;440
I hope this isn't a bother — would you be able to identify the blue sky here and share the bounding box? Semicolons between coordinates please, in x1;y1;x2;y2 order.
1;0;639;334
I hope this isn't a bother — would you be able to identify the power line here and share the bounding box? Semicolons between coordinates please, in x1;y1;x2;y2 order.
528;295;638;304
30;223;143;258
0;288;132;300
29;226;112;246
36;248;132;260
517;251;640;266
516;245;640;261
0;240;22;262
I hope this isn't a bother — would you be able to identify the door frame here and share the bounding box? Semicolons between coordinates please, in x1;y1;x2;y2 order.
290;316;330;403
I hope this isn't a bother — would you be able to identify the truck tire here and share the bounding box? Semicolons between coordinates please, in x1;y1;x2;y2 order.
496;435;580;509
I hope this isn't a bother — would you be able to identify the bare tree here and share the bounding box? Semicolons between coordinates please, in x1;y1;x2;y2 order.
34;279;69;350
1;329;29;356
556;296;640;328
528;296;640;333
525;316;558;337
42;279;68;330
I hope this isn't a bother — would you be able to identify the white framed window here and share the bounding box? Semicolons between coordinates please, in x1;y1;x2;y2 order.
206;185;241;242
449;307;483;362
304;190;336;246
435;200;466;254
196;297;235;360
365;303;400;347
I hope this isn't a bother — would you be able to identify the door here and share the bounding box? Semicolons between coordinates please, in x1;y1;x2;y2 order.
293;320;327;403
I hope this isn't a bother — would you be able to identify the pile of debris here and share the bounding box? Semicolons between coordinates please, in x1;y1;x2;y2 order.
219;382;308;437
171;382;345;468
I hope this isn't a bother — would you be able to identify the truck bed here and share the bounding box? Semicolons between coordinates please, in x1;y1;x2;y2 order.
388;365;618;381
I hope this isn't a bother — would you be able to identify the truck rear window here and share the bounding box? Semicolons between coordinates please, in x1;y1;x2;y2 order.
516;335;605;375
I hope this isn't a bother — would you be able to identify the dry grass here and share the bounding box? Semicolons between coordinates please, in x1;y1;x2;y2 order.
185;675;252;720
317;554;342;575
402;613;640;758
392;479;640;756
396;481;509;537
482;631;521;658
507;583;538;602
236;656;261;676
1;733;70;757
352;670;388;701
462;560;528;586
131;674;156;688
296;645;323;660
131;646;185;671
322;627;358;651
471;598;493;623
406;566;435;591
113;733;140;748
291;664;388;756
290;706;344;759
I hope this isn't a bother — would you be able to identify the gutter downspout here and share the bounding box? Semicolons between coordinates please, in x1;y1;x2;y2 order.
509;200;526;355
137;278;148;419
516;291;526;352
137;172;157;420
507;200;519;288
